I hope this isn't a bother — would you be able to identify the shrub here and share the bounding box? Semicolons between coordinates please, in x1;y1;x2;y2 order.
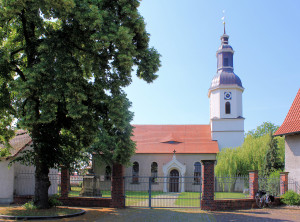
48;194;62;207
23;201;37;210
281;190;300;205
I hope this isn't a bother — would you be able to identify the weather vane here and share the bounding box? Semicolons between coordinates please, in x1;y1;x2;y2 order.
221;10;226;34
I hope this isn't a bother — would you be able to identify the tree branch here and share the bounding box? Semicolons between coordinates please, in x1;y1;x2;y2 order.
14;66;26;81
10;48;24;57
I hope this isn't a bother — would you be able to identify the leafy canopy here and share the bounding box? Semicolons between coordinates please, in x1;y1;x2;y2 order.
0;0;161;208
0;0;160;167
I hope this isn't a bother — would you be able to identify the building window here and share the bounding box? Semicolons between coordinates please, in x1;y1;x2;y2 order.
105;166;111;181
132;161;139;183
194;162;201;185
151;162;158;183
223;57;229;66
225;101;231;114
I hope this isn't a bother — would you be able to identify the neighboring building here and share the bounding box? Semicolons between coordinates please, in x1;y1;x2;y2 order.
274;89;300;191
0;130;58;204
92;30;245;192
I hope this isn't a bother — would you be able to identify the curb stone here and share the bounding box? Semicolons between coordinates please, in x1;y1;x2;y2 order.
0;209;85;220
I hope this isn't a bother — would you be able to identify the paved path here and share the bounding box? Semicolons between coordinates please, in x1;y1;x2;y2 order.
2;206;300;221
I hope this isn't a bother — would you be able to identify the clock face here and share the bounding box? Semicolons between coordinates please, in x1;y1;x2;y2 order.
224;92;232;100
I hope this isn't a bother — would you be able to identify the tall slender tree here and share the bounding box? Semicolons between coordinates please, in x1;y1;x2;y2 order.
0;0;160;208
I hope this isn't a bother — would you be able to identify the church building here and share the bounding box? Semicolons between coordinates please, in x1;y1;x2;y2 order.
93;30;245;193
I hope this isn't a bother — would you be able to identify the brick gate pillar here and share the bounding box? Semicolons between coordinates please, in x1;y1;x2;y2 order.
249;170;258;199
61;167;70;197
111;163;125;208
201;160;215;210
280;172;289;195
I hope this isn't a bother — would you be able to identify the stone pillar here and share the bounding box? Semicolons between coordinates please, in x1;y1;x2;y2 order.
111;163;125;208
61;167;70;197
280;172;289;195
201;160;215;210
249;170;258;199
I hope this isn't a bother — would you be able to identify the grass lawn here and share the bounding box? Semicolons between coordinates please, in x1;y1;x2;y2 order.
0;206;81;217
175;192;247;207
68;187;111;197
126;191;164;206
175;192;201;207
68;187;247;207
215;192;248;199
69;188;164;205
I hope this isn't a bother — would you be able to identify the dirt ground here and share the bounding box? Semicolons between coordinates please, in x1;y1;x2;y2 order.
2;206;300;222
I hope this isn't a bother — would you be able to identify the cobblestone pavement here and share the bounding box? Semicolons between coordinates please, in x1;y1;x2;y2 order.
2;206;300;222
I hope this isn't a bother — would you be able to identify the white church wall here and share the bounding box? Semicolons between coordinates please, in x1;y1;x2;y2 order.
93;153;216;192
128;153;216;177
211;118;244;132
0;160;15;204
212;131;244;150
285;135;300;190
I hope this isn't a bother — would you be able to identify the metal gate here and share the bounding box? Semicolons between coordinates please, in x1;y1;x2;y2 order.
124;176;202;208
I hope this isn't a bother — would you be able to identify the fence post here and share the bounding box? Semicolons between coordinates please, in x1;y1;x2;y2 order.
111;163;125;208
248;170;258;199
61;167;70;197
280;172;289;195
149;177;152;208
200;160;215;210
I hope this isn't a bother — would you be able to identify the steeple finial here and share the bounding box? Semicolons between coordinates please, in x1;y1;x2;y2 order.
222;10;226;34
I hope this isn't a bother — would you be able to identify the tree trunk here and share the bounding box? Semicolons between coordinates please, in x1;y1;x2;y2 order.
34;157;51;209
32;124;52;209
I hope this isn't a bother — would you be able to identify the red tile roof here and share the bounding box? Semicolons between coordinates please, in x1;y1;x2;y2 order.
132;125;219;154
274;89;300;136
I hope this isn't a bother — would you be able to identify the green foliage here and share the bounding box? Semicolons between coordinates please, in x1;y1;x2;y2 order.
246;121;279;138
258;170;280;195
0;0;160;208
23;201;37;210
0;146;10;157
48;194;62;207
262;133;284;177
281;190;300;206
216;122;284;177
90;93;135;166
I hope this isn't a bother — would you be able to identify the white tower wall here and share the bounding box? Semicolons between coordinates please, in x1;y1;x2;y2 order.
208;32;245;151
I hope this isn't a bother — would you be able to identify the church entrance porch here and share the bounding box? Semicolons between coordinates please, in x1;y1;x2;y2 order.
169;169;179;192
124;176;202;208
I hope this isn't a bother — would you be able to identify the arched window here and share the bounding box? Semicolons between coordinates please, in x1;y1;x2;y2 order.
194;162;201;185
151;162;158;183
105;166;111;181
225;102;231;114
132;162;139;183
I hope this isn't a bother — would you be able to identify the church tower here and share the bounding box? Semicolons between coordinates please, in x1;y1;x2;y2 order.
208;30;244;150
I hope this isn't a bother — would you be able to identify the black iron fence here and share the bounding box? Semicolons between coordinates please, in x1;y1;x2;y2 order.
258;176;280;196
214;175;250;199
124;176;202;208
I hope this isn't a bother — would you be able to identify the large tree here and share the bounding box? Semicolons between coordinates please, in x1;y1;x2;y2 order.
0;0;160;208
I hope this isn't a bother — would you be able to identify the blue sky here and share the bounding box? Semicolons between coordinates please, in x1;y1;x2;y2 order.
125;0;300;133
